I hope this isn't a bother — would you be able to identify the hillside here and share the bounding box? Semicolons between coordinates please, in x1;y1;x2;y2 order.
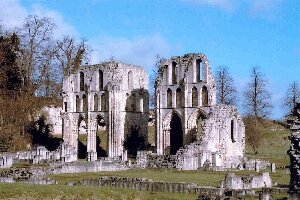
245;119;291;167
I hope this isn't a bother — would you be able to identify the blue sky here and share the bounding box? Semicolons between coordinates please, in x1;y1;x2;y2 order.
1;0;300;119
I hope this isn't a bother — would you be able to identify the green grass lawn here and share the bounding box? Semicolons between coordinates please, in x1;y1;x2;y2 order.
0;183;197;200
148;126;155;145
0;119;292;199
245;120;291;167
48;168;289;188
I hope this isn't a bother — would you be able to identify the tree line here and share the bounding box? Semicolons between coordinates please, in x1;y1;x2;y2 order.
0;15;91;151
215;65;299;154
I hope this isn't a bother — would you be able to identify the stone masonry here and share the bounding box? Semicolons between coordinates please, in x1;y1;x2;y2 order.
155;53;245;169
288;102;300;195
61;61;149;161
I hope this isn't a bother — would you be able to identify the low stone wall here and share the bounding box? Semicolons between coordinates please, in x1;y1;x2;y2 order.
47;160;128;174
136;151;177;169
70;176;222;195
224;172;272;190
0;177;56;185
244;159;270;171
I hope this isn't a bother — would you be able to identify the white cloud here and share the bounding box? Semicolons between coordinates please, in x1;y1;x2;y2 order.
249;0;282;13
182;0;234;11
0;0;27;28
182;0;283;16
0;0;78;39
31;4;79;39
90;34;175;73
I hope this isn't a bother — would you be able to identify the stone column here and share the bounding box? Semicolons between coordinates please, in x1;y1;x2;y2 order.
69;117;79;161
87;118;97;161
62;115;70;143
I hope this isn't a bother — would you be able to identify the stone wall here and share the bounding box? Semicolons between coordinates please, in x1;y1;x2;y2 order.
155;53;245;170
71;176;222;195
287;103;300;194
224;172;272;190
0;144;77;168
62;60;149;161
38;106;63;135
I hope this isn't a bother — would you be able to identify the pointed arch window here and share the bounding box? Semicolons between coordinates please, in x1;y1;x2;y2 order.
80;72;84;91
94;94;98;111
128;71;133;90
82;94;88;112
231;119;236;143
167;88;172;108
99;70;103;90
196;59;201;82
101;93;107;111
176;88;182;108
202;86;208;106
192;87;198;107
76;95;80;112
172;62;177;84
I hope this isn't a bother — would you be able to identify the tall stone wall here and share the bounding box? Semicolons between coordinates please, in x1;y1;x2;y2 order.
288;103;300;196
155;53;245;169
62;61;149;161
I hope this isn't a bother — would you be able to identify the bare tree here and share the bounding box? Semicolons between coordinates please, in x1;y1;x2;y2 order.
282;81;300;116
149;54;165;107
243;66;272;118
244;117;261;154
215;66;237;105
55;36;91;77
18;15;55;87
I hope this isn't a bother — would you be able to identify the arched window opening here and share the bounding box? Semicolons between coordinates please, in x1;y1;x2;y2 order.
140;98;144;113
101;93;107;111
176;88;182;108
170;112;183;155
164;65;169;84
131;93;136;112
94;94;98;111
99;70;103;90
196;117;203;142
76;95;80;112
167;88;172;108
231;119;236;143
96;115;108;157
192;87;198;107
202;86;208;106
172;62;177;84
128;71;133;90
64;102;67;112
82;94;88;112
80;72;84;91
196;59;201;82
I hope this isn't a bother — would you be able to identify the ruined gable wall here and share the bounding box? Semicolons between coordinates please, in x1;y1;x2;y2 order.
62;61;149;159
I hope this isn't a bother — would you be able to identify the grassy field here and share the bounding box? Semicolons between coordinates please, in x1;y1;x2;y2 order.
0;119;292;199
245;119;291;167
48;168;289;187
0;183;197;200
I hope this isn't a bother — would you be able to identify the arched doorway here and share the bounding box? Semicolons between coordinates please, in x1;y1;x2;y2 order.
77;115;87;159
96;115;108;157
170;112;183;155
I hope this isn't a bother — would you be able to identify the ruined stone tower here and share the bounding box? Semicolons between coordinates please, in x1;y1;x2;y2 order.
61;61;149;161
155;53;245;168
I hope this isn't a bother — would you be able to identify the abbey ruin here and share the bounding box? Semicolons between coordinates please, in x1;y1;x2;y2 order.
155;53;245;168
0;53;245;170
61;61;149;161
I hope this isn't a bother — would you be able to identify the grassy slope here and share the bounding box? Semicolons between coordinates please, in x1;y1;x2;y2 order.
0;119;291;199
0;183;197;200
245;119;291;167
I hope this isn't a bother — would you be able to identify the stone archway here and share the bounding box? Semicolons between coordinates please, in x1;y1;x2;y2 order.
77;115;87;159
187;109;207;143
170;112;183;155
96;115;108;157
